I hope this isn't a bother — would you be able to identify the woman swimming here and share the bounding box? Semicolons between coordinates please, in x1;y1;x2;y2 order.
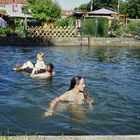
45;76;93;116
30;63;54;79
13;52;46;73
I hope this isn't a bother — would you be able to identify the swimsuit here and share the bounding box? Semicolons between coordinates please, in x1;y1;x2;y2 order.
65;90;85;104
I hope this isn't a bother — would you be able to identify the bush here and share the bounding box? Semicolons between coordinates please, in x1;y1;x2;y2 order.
0;28;12;36
82;17;109;37
97;18;109;37
110;19;125;37
82;18;96;36
56;16;75;27
126;20;140;36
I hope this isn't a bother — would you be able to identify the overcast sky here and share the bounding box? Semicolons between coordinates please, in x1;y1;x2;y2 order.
56;0;90;10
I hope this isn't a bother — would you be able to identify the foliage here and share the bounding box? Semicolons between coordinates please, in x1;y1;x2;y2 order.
82;17;109;37
23;0;61;21
83;18;96;36
126;20;140;35
56;16;75;27
0;27;12;35
109;19;125;37
97;18;109;37
119;0;127;14
79;3;89;12
110;19;120;31
88;0;118;11
75;0;121;12
127;0;140;18
0;9;6;13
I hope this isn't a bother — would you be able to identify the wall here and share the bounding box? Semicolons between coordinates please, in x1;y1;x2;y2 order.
0;37;140;47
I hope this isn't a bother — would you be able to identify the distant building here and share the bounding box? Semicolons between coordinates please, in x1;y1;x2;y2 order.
0;0;27;14
62;10;80;18
73;8;126;27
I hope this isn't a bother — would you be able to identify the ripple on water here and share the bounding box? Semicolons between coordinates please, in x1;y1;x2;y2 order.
0;46;140;135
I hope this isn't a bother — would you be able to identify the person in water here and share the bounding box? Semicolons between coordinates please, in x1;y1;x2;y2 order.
30;63;54;79
45;76;93;116
13;52;46;73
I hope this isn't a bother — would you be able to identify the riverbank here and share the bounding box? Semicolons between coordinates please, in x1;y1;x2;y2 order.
0;37;140;47
1;135;140;140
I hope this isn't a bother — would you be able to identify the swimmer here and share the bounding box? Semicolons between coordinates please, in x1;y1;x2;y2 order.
45;76;93;116
30;63;54;79
13;52;46;73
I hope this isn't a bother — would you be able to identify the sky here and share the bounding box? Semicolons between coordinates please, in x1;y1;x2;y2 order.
56;0;90;10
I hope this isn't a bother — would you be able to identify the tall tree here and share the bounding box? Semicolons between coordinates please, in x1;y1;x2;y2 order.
127;0;140;18
79;3;89;12
119;0;127;14
23;0;61;21
90;0;118;10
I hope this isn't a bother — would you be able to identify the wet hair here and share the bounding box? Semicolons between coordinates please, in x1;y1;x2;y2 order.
68;76;83;91
47;63;54;74
37;52;44;58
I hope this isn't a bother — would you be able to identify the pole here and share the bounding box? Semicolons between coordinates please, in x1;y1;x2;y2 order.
90;0;93;12
24;14;27;38
80;16;83;46
117;0;120;12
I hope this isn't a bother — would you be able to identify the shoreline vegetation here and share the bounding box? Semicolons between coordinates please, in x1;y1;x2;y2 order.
1;135;140;140
0;37;140;47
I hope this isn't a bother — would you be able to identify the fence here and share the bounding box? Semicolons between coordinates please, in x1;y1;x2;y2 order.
27;26;80;38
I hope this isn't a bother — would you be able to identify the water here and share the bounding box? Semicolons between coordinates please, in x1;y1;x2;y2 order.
0;46;140;135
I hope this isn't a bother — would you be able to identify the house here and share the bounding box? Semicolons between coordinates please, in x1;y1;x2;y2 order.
72;8;126;27
62;10;81;18
88;8;126;26
0;0;27;14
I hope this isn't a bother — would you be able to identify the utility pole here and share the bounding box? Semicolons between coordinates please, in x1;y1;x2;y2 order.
90;0;93;12
117;0;120;12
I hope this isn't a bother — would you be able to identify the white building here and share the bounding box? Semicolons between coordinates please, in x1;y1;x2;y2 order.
0;0;27;14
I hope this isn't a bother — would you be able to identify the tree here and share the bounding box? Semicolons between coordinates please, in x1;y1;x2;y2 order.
56;16;75;27
76;0;119;12
79;3;89;12
119;0;127;14
23;0;61;21
127;0;140;18
89;0;118;11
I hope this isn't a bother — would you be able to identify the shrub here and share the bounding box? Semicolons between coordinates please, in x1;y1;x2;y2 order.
110;19;125;37
0;28;12;36
126;20;140;36
82;18;96;36
97;17;109;37
82;17;109;37
56;16;75;27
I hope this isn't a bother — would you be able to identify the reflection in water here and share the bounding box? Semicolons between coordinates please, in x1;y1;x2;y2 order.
56;102;87;123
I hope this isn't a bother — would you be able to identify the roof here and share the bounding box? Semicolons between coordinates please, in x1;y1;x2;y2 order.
62;10;81;16
8;12;33;18
88;8;119;15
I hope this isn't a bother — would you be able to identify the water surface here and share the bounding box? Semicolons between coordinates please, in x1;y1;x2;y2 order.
0;46;140;135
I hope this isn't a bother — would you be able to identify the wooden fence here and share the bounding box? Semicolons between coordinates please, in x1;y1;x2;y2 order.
27;26;80;38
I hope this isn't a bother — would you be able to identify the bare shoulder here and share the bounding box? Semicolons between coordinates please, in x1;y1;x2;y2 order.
58;91;69;101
